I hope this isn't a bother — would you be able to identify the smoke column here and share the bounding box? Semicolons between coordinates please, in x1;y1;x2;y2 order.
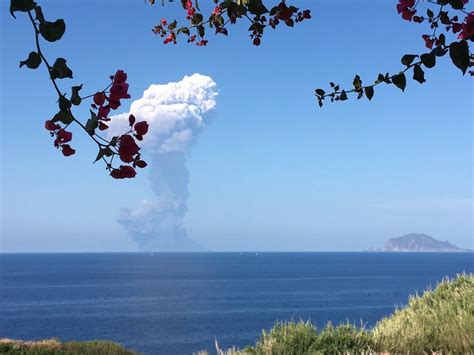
108;74;218;251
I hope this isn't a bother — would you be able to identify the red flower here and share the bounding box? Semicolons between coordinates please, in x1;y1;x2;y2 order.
458;12;474;40
108;99;121;110
56;129;72;143
45;120;60;131
134;160;148;168
99;122;109;131
110;82;130;101
93;92;106;106
61;144;76;157
253;37;261;46
134;121;149;136
98;105;111;119
422;34;435;49
113;70;127;84
129;114;136;126
118;134;140;163
111;165;137;179
397;0;416;21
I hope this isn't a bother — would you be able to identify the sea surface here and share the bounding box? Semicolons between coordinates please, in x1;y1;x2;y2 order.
0;252;472;354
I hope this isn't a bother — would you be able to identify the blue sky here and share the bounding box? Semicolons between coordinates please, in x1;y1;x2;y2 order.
1;0;472;252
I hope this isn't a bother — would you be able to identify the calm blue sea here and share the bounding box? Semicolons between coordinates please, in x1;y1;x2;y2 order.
0;252;472;354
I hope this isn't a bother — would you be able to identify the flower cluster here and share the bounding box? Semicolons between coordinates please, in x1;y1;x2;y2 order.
110;114;148;179
91;70;131;130
453;11;474;40
44;120;76;156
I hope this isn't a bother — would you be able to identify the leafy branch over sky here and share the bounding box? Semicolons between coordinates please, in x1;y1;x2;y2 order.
11;0;150;179
10;0;473;179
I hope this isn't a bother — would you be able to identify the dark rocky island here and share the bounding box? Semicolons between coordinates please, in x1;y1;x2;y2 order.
381;233;471;252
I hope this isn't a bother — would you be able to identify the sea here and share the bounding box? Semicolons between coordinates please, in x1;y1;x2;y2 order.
0;252;472;354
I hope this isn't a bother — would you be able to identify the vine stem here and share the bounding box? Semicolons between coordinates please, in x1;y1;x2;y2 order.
27;10;111;148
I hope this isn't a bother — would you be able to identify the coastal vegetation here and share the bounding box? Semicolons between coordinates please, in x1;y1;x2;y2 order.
2;274;472;354
217;273;473;354
0;339;135;355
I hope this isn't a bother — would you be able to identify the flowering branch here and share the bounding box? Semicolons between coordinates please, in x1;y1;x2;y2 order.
12;0;149;179
151;0;311;47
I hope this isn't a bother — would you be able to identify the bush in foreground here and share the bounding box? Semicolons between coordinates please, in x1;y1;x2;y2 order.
0;338;135;355
218;273;473;354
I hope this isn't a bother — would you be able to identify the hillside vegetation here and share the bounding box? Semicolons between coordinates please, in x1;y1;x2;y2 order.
0;338;135;355
217;274;473;354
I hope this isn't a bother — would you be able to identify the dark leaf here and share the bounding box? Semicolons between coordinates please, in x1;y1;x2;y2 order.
432;46;448;57
401;54;418;66
34;5;45;23
339;90;348;101
39;19;66;42
52;110;73;124
392;72;406;91
420;53;436;68
315;89;325;96
10;0;36;18
449;40;469;74
413;64;426;84
449;0;465;9
70;84;83;106
365;86;374;101
50;58;73;79
86;110;98;135
94;147;113;163
58;95;71;112
19;51;41;69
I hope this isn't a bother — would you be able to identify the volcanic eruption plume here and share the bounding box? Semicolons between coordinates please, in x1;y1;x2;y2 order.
108;74;218;251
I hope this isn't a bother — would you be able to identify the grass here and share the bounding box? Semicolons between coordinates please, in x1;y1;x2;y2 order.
216;273;474;354
0;338;135;354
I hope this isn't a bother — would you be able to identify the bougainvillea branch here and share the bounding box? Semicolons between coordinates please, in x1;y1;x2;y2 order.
12;0;149;179
151;0;311;47
314;0;473;107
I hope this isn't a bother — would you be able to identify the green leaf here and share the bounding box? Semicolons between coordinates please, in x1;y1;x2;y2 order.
401;54;418;67
427;9;434;18
52;110;73;124
392;73;406;91
19;51;41;69
50;58;73;79
70;84;83;106
339;90;348;101
449;40;469;74
191;13;203;25
10;0;36;18
420;53;436;68
413;64;426;84
39;19;66;42
365;86;374;101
